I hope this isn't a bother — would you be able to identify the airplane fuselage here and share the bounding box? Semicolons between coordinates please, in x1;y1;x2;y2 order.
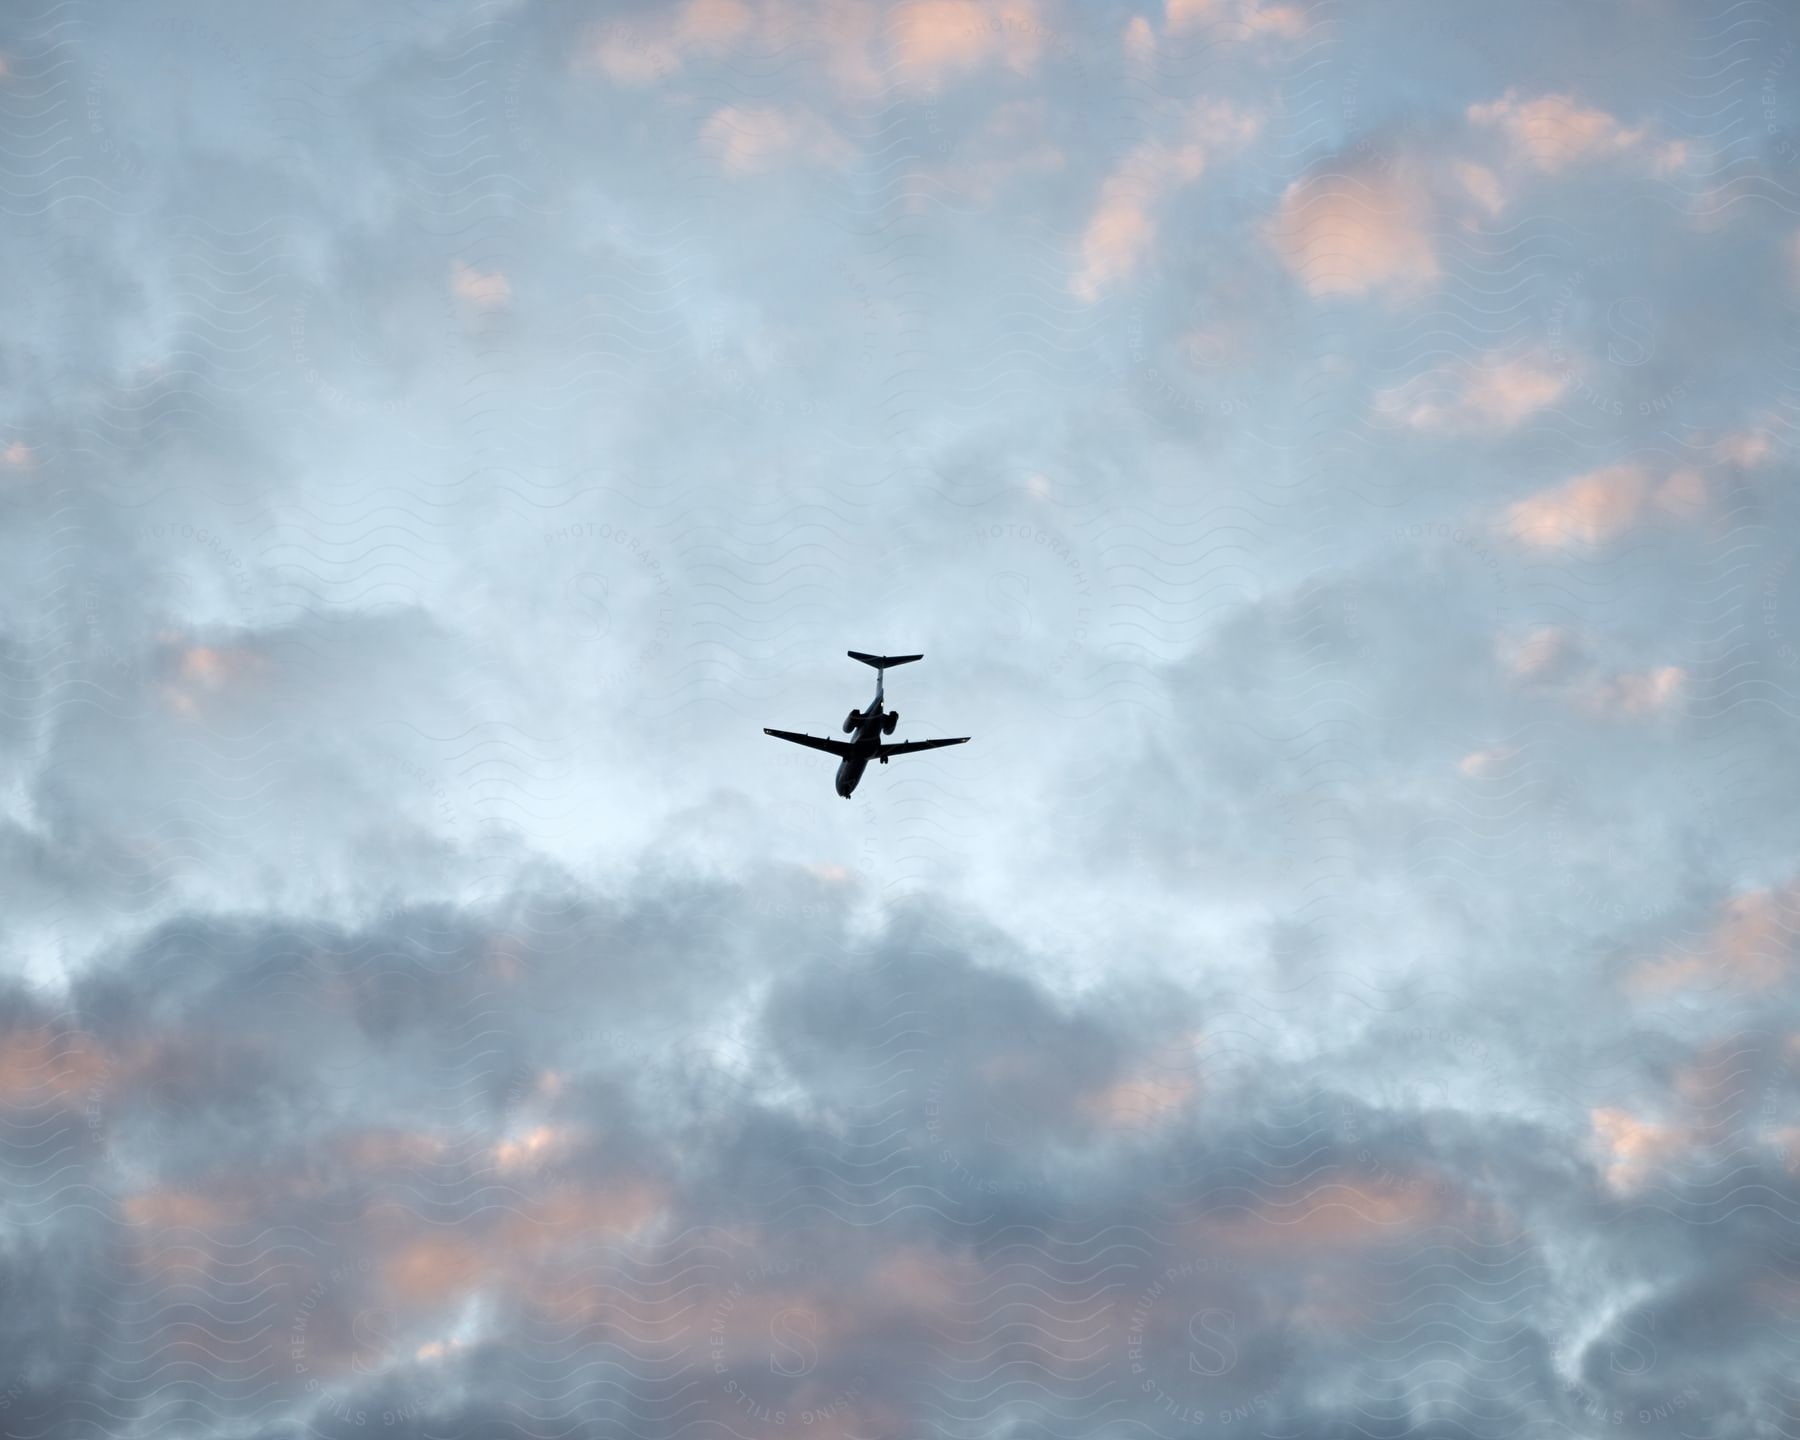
835;687;889;796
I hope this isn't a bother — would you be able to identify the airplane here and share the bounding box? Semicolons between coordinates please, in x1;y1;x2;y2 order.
765;651;970;798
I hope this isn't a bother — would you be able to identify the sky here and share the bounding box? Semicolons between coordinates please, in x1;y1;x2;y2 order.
2;0;1800;1436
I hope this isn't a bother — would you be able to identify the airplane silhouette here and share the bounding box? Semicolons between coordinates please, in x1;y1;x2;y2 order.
765;651;970;797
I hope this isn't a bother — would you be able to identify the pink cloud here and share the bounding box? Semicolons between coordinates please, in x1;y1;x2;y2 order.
1079;1071;1196;1129
1457;745;1518;778
1072;102;1260;300
1165;0;1306;38
1503;463;1710;549
1452;161;1508;217
580;0;1052;97
577;0;751;84
1582;663;1685;717
1467;89;1648;174
889;0;1047;90
0;1025;110;1105
1631;881;1800;995
450;260;512;309
1376;354;1567;433
1268;159;1439;301
1502;464;1650;548
1716;430;1773;467
1496;624;1575;681
701;103;852;175
1590;1106;1688;1193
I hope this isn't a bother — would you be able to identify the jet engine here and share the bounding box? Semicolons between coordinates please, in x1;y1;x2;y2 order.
843;709;862;733
883;711;898;734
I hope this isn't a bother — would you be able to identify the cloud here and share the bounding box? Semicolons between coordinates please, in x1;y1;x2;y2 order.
1468;89;1648;173
1714;429;1773;467
1165;0;1307;39
1582;663;1685;716
1375;353;1568;433
1453;160;1508;216
6;6;1800;1436
888;0;1048;90
1457;744;1518;777
1499;624;1575;680
1268;155;1439;300
1502;463;1708;548
576;0;1051;97
449;261;512;309
0;1024;109;1105
1631;881;1800;994
576;0;753;85
1072;102;1260;300
1590;1106;1689;1193
701;103;854;175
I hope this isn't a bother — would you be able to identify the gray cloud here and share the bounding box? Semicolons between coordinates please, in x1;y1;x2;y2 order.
2;0;1799;1436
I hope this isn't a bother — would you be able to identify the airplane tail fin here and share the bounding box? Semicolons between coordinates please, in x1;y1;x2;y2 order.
848;651;923;670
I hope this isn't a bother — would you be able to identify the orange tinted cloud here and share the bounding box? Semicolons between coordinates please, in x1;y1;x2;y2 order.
1503;464;1708;548
384;1232;487;1307
1165;0;1221;25
1631;882;1800;995
1166;0;1305;38
1502;464;1648;547
1073;102;1259;300
1080;1071;1196;1129
159;641;270;718
492;1124;565;1172
864;1245;963;1315
1590;1107;1687;1192
582;0;1045;95
1498;624;1571;680
1073;170;1166;300
124;1187;240;1230
0;1026;109;1105
1376;354;1566;433
701;104;852;175
450;261;512;309
1457;745;1518;778
577;0;751;84
889;0;1047;90
1468;90;1647;173
1198;1177;1446;1251
1583;663;1685;717
1454;161;1508;216
1268;159;1438;301
341;1128;450;1171
683;0;754;44
1715;429;1773;467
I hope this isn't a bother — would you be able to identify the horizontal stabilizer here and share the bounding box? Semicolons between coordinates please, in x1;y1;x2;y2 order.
848;651;923;670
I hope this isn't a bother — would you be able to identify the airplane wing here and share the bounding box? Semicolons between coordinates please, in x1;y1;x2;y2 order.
877;737;971;757
764;728;855;758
